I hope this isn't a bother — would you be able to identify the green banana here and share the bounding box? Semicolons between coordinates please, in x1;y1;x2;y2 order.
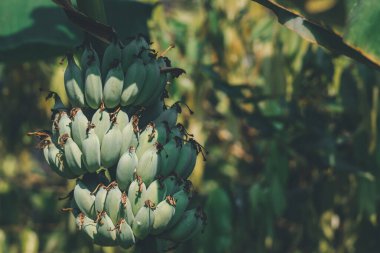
80;43;100;71
59;134;87;175
167;183;192;228
75;213;98;242
116;147;138;192
70;108;88;150
47;139;76;178
101;39;122;77
128;175;147;215
145;57;168;107
153;102;182;128
55;111;71;138
162;175;181;196
94;184;108;213
91;105;111;145
152;196;176;235
82;124;101;173
139;98;165;127
100;119;122;168
120;58;147;106
64;54;85;107
103;63;124;109
133;60;160;106
120;115;140;154
136;146;161;186
132;200;155;240
175;139;198;179
160;208;201;242
74;180;97;220
115;108;129;131
95;211;118;246
120;192;134;225
158;137;182;177
136;123;156;159
104;184;122;225
145;179;167;205
121;39;139;72
84;57;103;109
135;35;151;64
117;219;135;249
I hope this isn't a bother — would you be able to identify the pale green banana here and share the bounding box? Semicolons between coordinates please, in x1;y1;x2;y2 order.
132;200;155;240
101;40;121;77
84;63;103;109
133;60;160;106
116;147;138;191
117;219;135;249
70;108;88;150
104;63;124;109
121;39;139;72
74;180;97;220
92;106;111;145
82;126;101;173
152;196;176;235
64;54;85;107
128;176;146;215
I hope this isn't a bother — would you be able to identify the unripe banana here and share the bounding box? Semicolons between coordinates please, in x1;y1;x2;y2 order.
120;59;147;106
104;184;122;225
132;200;155;240
176;139;198;179
128;175;147;215
135;35;151;64
74;180;97;220
145;179;167;205
162;175;181;196
167;184;192;228
120;192;134;225
145;57;168;107
64;54;85;107
100;120;122;168
136;146;161;186
153;102;182;128
122;39;139;72
84;61;103;109
116;147;138;191
95;211;118;246
133;60;160;106
94;184;108;213
70;108;88;150
91;106;111;145
103;63;124;109
80;43;100;71
76;213;98;242
54;111;71;138
101;40;122;77
115;108;129;131
158;137;182;177
160;208;200;242
152;196;176;235
117;219;135;249
136;123;156;159
47;140;76;178
60;134;87;175
120;115;139;154
82;125;101;173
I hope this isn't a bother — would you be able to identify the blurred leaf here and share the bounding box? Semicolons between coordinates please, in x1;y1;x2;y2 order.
252;0;380;70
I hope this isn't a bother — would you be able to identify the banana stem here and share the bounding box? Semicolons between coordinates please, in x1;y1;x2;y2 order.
76;0;108;25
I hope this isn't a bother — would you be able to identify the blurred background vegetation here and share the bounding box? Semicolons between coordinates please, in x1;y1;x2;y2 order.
1;0;380;252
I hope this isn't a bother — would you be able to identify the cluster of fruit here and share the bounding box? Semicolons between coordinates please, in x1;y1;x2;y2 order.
29;35;206;249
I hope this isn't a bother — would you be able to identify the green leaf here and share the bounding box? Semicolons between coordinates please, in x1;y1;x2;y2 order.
251;0;380;70
0;0;153;62
0;0;83;62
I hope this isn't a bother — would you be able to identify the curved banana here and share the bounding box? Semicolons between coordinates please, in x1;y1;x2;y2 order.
120;115;140;154
120;192;134;225
70;108;88;150
136;146;161;186
104;184;122;225
116;147;138;192
117;219;135;249
82;124;101;173
74;180;97;220
128;175;147;215
84;60;103;109
59;134;87;175
101;40;121;77
121;39;139;72
152;196;176;235
100;118;122;168
91;105;111;145
132;200;155;240
64;54;85;107
145;179;167;206
95;211;118;246
133;60;160;106
120;58;147;106
103;63;124;109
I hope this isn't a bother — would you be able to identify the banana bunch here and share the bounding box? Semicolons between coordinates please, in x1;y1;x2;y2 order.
29;35;206;250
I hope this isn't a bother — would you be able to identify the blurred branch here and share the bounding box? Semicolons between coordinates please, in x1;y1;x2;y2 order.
51;0;115;43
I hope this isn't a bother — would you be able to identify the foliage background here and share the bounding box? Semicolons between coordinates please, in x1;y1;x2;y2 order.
1;0;380;252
